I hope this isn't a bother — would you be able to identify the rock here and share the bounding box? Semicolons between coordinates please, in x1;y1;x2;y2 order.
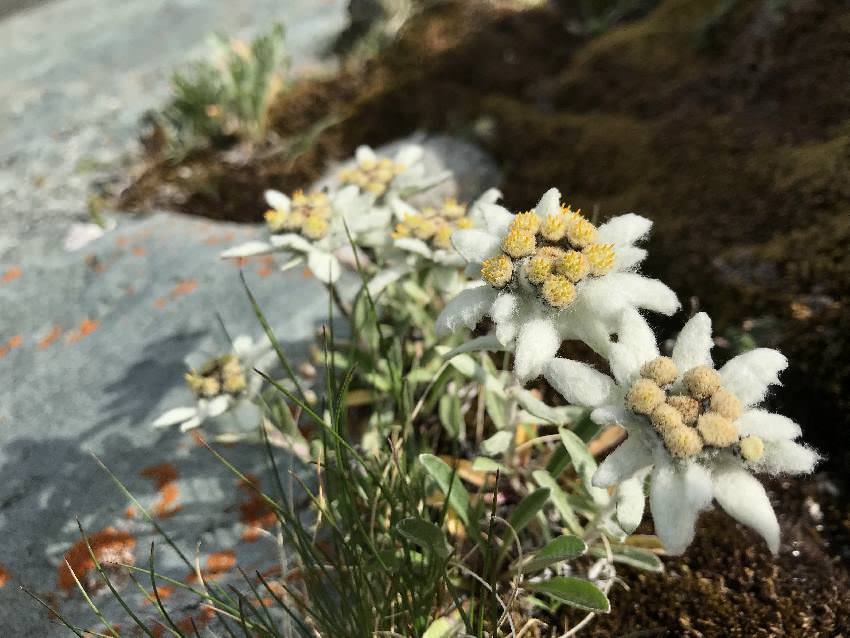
0;0;348;264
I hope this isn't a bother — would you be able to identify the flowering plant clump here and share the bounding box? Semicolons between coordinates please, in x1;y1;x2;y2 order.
545;309;819;553
437;187;678;380
80;141;821;638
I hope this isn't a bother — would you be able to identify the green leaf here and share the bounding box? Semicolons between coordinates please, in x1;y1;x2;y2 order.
442;335;504;359
438;349;505;396
397;518;449;558
590;545;663;573
419;454;472;528
423;615;461;638
529;577;610;613
438;392;463;438
524;535;587;573
508;488;550;534
558;427;610;506
480;431;513;456
531;470;583;536
470;457;511;474
515;389;583;425
485;388;508;430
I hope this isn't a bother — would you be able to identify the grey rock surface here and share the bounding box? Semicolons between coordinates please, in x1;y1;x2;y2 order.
0;0;348;263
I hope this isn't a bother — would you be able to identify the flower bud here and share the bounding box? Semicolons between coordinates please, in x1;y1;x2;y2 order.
709;388;742;420
640;356;679;387
697;411;739;447
626;378;665;415
541;274;577;309
683;365;722;399
481;255;514;288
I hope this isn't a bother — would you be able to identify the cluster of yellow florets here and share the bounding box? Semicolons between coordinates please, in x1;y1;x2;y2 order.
626;357;763;462
185;354;247;399
339;156;406;196
480;202;615;310
265;190;332;240
392;198;474;250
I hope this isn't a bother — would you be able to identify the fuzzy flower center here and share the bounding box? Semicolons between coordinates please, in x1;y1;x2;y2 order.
265;190;332;240
392;198;473;250
480;202;615;310
339;156;406;196
185;354;247;399
625;357;763;462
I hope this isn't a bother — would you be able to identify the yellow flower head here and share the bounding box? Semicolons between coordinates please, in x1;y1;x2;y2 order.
442;198;466;219
413;217;438;240
365;181;387;196
526;254;555;285
663;425;704;459
667;394;700;425
566;215;598;248
583;243;615;276
433;224;454;250
302;216;329;240
481;254;514;288
709;388;743;420
541;274;577;309
626;378;665;415
683;365;722;400
541;211;568;242
501;226;536;258
456;217;474;230
697;411;739;447
512;211;541;235
650;403;684;435
739;435;765;462
264;209;288;232
555;250;590;283
640;356;679;387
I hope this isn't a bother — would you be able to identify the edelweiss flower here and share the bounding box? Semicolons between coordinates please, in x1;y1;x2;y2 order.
338;144;448;200
390;189;503;267
153;335;273;432
221;185;388;283
544;309;819;554
436;188;678;380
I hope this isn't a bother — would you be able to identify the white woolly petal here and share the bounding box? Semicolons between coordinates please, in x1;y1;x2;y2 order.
649;462;713;555
607;309;659;385
558;304;613;358
332;184;363;206
232;335;254;357
713;465;780;554
491;293;519;345
544;358;615;408
436;286;498;335
179;416;203;432
514;317;560;381
367;264;411;297
736;409;801;441
473;188;503;207
451;229;501;263
597;213;652;246
613;246;647;272
220;241;275;259
759;440;820;475
388;194;418;220
307;250;342;283
153;406;197;428
580;273;680;320
346;208;391;234
270;233;314;253
394;237;433;258
616;471;649;534
264;189;290;212
533;187;561;217
479;203;515;237
672;312;713;371
720;348;788;407
205;395;231;418
355;145;376;163
592;435;653;488
590;404;629;427
394;144;423;166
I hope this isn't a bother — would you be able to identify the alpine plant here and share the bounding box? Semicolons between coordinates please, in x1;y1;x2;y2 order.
436;188;679;380
544;308;819;554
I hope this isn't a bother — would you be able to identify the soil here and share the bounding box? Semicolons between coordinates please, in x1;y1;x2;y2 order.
113;0;850;634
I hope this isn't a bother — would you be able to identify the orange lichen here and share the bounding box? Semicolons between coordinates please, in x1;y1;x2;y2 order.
58;527;136;593
38;325;63;349
2;266;22;283
257;255;275;278
131;245;147;256
187;550;237;583
64;319;100;345
140;463;182;518
0;565;9;588
0;335;23;359
238;474;277;542
170;279;198;299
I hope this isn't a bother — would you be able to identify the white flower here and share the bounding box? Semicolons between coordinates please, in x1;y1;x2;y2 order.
339;144;449;200
436;187;679;381
221;185;387;283
390;188;503;267
153;335;274;432
544;309;819;554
